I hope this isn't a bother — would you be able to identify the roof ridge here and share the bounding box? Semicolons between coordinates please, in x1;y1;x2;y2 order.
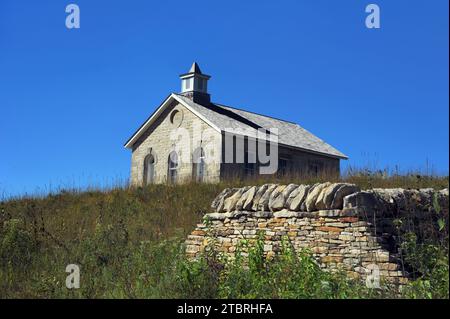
175;94;264;131
213;102;298;125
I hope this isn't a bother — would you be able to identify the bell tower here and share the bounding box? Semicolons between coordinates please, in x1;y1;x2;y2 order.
179;62;211;105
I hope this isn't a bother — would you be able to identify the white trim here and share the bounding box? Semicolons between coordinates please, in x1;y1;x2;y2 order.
124;94;221;149
180;73;210;80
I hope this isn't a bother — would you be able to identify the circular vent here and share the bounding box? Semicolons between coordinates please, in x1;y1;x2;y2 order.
169;109;183;127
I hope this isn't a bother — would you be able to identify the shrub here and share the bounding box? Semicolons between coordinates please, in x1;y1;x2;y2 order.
400;232;449;299
0;219;37;269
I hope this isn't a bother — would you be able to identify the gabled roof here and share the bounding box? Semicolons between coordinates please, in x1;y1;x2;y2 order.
124;93;348;159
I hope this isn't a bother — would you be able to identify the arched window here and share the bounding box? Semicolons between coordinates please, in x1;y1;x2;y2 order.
143;153;155;185
168;151;178;183
192;147;206;182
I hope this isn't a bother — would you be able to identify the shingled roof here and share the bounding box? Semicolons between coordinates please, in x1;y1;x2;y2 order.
124;93;347;159
175;94;347;159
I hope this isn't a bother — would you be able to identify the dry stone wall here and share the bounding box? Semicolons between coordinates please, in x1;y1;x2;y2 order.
186;182;449;286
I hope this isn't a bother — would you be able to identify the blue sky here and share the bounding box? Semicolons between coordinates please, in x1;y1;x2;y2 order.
0;0;448;196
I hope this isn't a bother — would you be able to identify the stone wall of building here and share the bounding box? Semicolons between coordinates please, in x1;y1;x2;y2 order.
219;141;341;179
185;183;449;286
130;101;222;185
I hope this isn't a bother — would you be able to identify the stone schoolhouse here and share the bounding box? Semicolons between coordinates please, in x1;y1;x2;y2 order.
124;63;347;185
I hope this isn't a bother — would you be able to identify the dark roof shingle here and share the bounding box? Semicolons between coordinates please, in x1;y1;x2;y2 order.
175;94;347;159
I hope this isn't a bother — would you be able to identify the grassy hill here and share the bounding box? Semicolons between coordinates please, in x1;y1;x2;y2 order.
0;173;448;298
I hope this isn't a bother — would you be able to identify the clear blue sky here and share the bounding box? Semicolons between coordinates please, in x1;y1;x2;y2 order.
0;0;448;197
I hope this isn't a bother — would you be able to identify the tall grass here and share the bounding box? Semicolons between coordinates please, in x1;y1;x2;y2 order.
0;221;394;298
0;169;448;298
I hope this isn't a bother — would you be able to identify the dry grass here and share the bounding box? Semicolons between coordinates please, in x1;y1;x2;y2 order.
0;169;448;298
1;169;447;245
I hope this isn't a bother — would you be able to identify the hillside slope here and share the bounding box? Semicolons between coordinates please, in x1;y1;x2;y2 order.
0;174;448;298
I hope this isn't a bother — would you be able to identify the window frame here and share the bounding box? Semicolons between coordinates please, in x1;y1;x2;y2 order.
183;78;192;92
192;147;206;182
168;151;179;183
143;153;156;185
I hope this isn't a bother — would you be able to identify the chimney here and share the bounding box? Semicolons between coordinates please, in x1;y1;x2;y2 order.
179;62;211;105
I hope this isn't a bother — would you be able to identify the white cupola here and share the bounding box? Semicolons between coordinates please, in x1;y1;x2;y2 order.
179;62;211;105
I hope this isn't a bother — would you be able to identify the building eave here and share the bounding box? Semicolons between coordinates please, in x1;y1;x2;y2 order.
221;130;348;160
278;141;348;160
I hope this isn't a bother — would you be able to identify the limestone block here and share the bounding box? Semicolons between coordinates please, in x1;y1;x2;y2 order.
242;186;258;211
213;188;239;213
289;184;311;211
285;184;301;209
269;183;298;212
251;184;270;211
257;184;278;211
370;188;406;213
317;210;341;217
224;186;250;212
236;186;257;211
305;182;331;212
330;184;360;209
438;188;449;212
268;185;287;212
316;183;342;210
273;210;301;218
343;191;381;214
